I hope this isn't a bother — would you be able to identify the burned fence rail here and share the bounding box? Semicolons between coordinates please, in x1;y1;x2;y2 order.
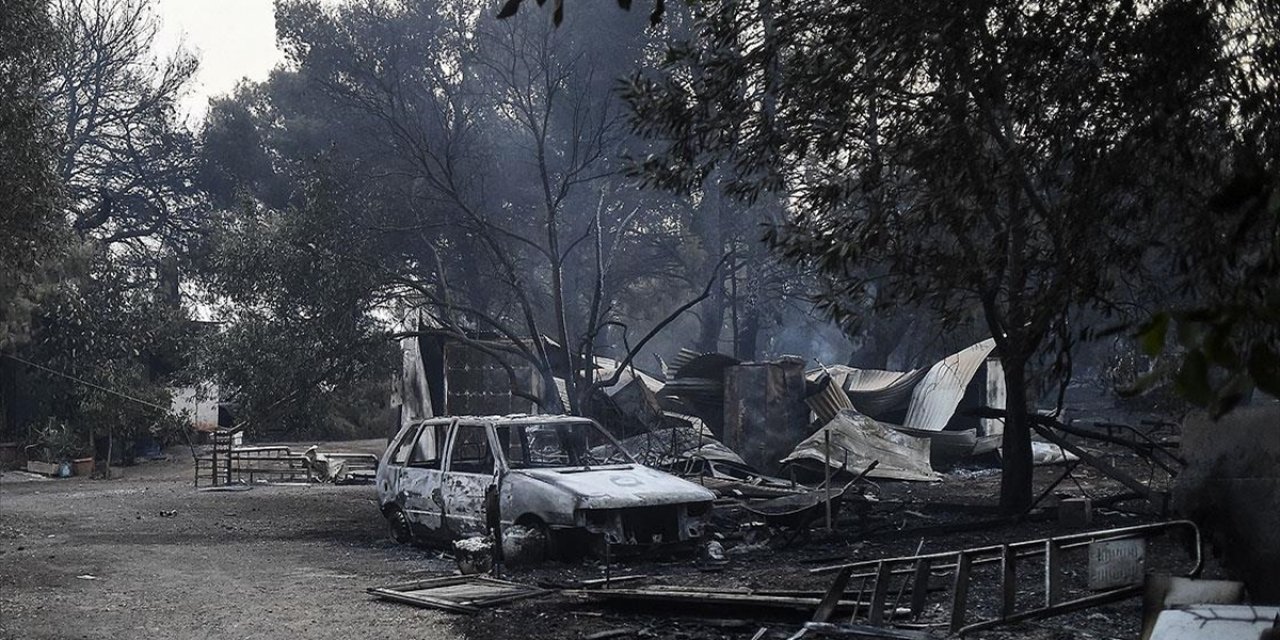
194;444;309;486
194;440;378;487
809;520;1202;635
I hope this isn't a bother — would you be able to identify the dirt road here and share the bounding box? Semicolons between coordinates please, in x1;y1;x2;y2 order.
0;454;458;640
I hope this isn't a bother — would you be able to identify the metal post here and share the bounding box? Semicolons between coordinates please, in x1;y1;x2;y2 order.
850;576;868;623
868;560;890;625
1045;540;1062;606
950;551;973;634
1000;544;1016;618
824;428;833;531
910;558;931;619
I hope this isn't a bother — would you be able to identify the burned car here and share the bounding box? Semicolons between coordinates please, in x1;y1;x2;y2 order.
376;415;716;559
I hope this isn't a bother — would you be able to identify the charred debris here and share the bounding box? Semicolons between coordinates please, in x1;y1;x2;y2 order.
343;334;1280;640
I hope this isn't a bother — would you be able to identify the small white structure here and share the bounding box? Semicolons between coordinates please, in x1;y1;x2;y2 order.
170;384;223;436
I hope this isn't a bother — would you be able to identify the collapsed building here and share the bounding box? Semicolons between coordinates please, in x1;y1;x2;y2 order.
394;332;1025;486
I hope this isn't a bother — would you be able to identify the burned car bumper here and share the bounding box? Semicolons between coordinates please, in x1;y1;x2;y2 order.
575;501;712;545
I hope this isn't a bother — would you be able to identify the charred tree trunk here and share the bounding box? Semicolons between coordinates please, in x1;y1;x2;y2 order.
0;354;14;439
998;355;1033;513
536;363;566;415
694;177;727;353
735;303;761;361
696;277;725;353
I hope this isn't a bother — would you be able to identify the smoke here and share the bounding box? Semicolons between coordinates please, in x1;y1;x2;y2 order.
762;312;852;366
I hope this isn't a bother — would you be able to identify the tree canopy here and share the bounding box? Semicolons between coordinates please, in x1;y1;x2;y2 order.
193;0;750;429
623;0;1277;510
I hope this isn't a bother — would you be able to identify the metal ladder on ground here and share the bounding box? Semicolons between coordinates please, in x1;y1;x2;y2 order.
810;520;1202;635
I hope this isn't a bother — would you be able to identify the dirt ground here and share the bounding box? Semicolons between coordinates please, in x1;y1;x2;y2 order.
0;433;1213;640
0;441;459;640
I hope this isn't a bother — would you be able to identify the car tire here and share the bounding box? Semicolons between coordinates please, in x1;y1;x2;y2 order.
386;506;413;544
505;519;555;564
530;520;556;562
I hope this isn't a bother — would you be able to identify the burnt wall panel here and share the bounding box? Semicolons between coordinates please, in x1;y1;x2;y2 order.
443;342;539;417
723;357;811;473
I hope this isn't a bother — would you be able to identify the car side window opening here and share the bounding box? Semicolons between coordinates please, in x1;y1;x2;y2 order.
448;425;494;475
497;424;558;468
408;423;446;468
495;422;632;469
390;426;420;465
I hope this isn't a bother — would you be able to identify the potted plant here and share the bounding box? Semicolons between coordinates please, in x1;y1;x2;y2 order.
26;421;86;477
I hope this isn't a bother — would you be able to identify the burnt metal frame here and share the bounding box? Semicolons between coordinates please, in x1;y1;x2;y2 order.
810;520;1202;635
367;575;549;613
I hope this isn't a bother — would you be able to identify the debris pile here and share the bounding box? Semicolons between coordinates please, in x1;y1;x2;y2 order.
366;334;1246;640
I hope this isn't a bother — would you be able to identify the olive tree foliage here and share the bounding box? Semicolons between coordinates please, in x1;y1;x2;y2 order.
624;0;1253;511
15;248;194;451
0;0;66;350
197;0;715;423
1;0;67;439
3;0;202;446
196;178;398;436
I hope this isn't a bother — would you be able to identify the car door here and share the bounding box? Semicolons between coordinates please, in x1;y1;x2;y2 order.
400;419;450;540
379;423;420;510
440;421;499;539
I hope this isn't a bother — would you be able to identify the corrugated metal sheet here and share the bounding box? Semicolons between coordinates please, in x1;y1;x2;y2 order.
806;365;921;392
592;356;665;397
608;423;745;467
845;367;929;421
844;367;920;391
901;339;998;432
398;337;433;423
805;374;854;426
781;409;939;482
981;357;1006;439
674;353;741;380
554;377;570;412
805;365;929;422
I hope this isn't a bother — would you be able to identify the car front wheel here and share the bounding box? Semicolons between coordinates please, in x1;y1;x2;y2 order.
386;506;413;544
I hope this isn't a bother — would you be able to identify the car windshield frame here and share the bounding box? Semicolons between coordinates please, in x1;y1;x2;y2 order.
493;418;637;470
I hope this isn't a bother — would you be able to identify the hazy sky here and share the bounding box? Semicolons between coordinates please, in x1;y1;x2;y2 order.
153;0;285;122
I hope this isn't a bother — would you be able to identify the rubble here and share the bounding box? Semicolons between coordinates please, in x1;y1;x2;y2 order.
362;333;1259;640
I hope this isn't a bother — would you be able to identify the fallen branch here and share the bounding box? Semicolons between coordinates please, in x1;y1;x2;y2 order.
1028;422;1160;506
966;407;1165;507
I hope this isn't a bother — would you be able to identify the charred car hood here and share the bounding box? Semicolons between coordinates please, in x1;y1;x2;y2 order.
510;465;715;510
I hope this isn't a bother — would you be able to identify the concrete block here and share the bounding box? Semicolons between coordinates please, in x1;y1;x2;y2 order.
1059;497;1092;527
